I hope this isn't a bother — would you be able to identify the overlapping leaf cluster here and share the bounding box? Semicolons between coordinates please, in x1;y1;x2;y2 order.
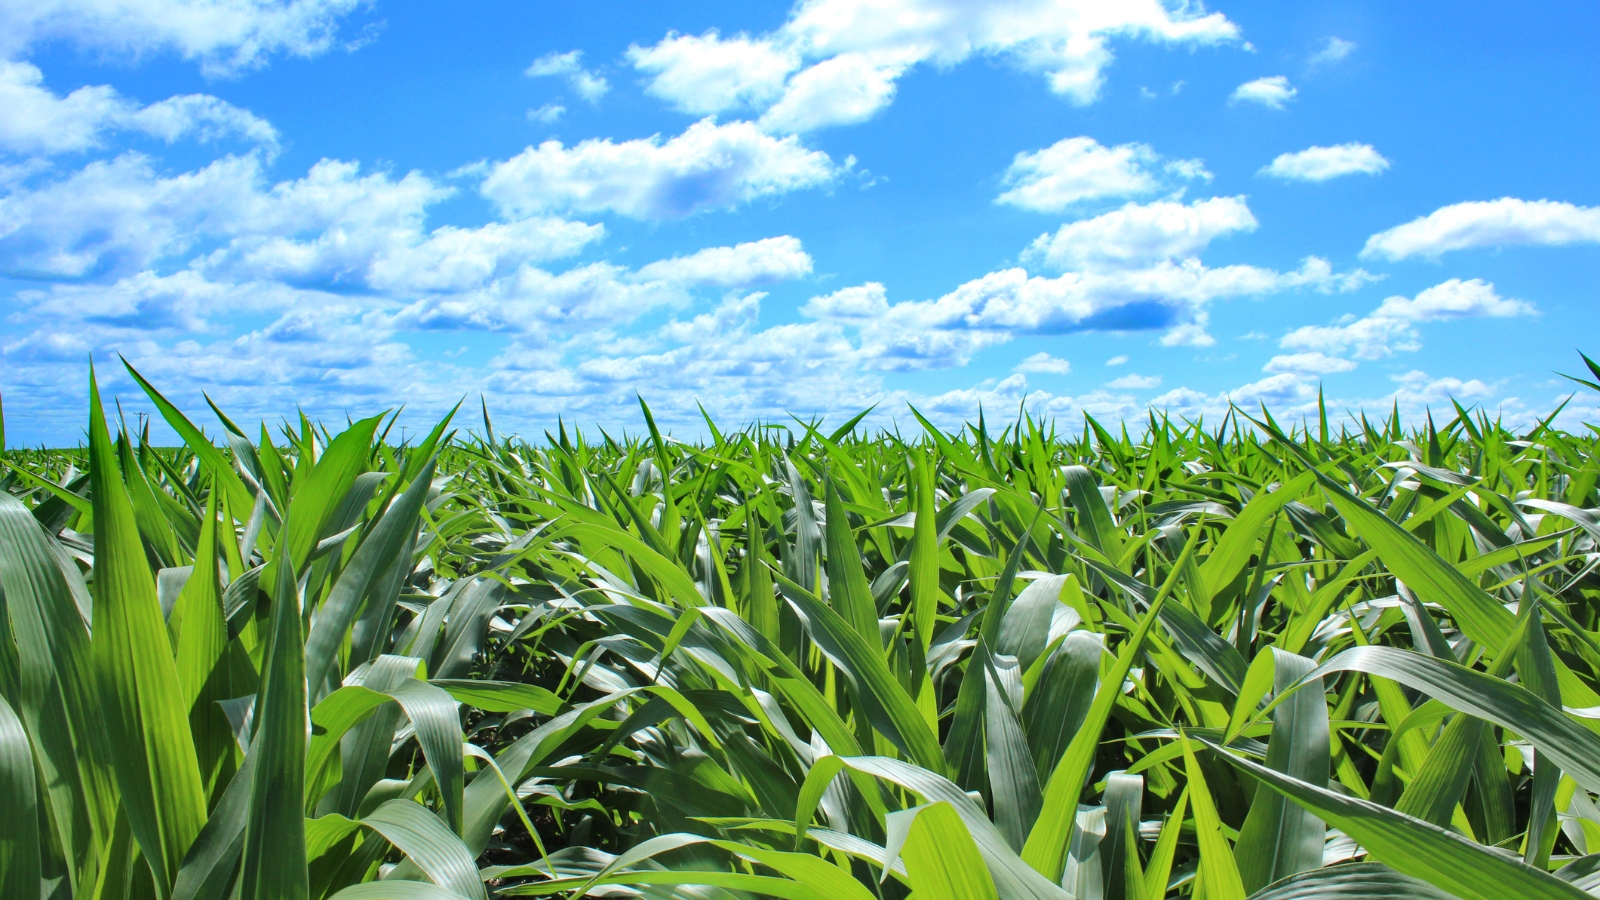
6;364;1600;900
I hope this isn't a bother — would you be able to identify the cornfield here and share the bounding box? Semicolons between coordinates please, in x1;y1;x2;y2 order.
7;360;1600;900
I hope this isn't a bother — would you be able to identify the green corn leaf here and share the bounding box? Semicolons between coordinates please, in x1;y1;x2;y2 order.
122;359;255;518
1182;736;1246;900
1244;863;1457;900
172;751;257;900
1307;646;1600;795
1023;517;1204;882
832;756;1071;900
1064;465;1123;562
824;476;879;643
1101;771;1144;900
943;637;990;791
1022;631;1100;783
1234;650;1327;894
428;680;563;715
304;455;436;694
1144;790;1187;900
997;575;1065;674
909;450;941;647
1393;626;1526;831
773;568;945;773
328;656;424;821
1202;738;1590;900
386;679;466;836
88;366;209;897
985;653;1041;851
0;491;117;884
262;413;383;591
237;510;311;900
361;799;488;900
903;801;1001;900
0;694;40;899
1200;471;1316;596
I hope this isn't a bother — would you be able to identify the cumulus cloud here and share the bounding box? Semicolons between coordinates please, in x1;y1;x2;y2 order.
1389;369;1494;404
0;153;266;278
758;52;908;133
627;32;797;114
1263;352;1357;375
1362;198;1600;260
0;60;277;156
527;104;564;124
0;152;609;293
525;50;609;103
1310;37;1355;65
1231;76;1296;109
1107;373;1159;389
628;0;1240;133
1106;354;1128;366
479;118;839;220
0;0;367;75
1152;373;1320;419
1022;197;1256;271
996;136;1209;212
802;283;890;320
366;218;605;293
395;262;688;333
1278;278;1533;361
793;255;1370;370
1015;352;1071;374
1151;367;1504;427
634;236;813;287
1260;143;1388;182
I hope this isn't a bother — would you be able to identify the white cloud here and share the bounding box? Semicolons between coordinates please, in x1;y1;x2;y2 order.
0;60;277;156
366;217;605;293
1263;352;1356;375
395;262;687;333
1151;366;1506;427
627;32;797;114
1362;198;1600;260
1159;318;1215;347
629;0;1240;132
1310;37;1355;65
1106;354;1128;366
802;283;890;320
0;153;608;292
193;159;455;286
1015;351;1071;374
0;0;366;75
1260;143;1388;181
1389;369;1494;403
1153;372;1321;419
634;236;813;287
525;50;609;103
759;52;908;133
825;255;1367;365
1231;76;1296;110
1107;373;1159;389
527;104;565;124
996;137;1210;213
1148;385;1209;413
1022;197;1256;271
1372;277;1534;321
0;153;266;278
479;118;840;220
1279;315;1417;362
1279;278;1533;360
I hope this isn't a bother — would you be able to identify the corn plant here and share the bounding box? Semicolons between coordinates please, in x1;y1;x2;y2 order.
6;361;1600;900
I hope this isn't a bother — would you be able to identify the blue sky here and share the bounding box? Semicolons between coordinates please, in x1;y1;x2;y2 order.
3;0;1599;443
